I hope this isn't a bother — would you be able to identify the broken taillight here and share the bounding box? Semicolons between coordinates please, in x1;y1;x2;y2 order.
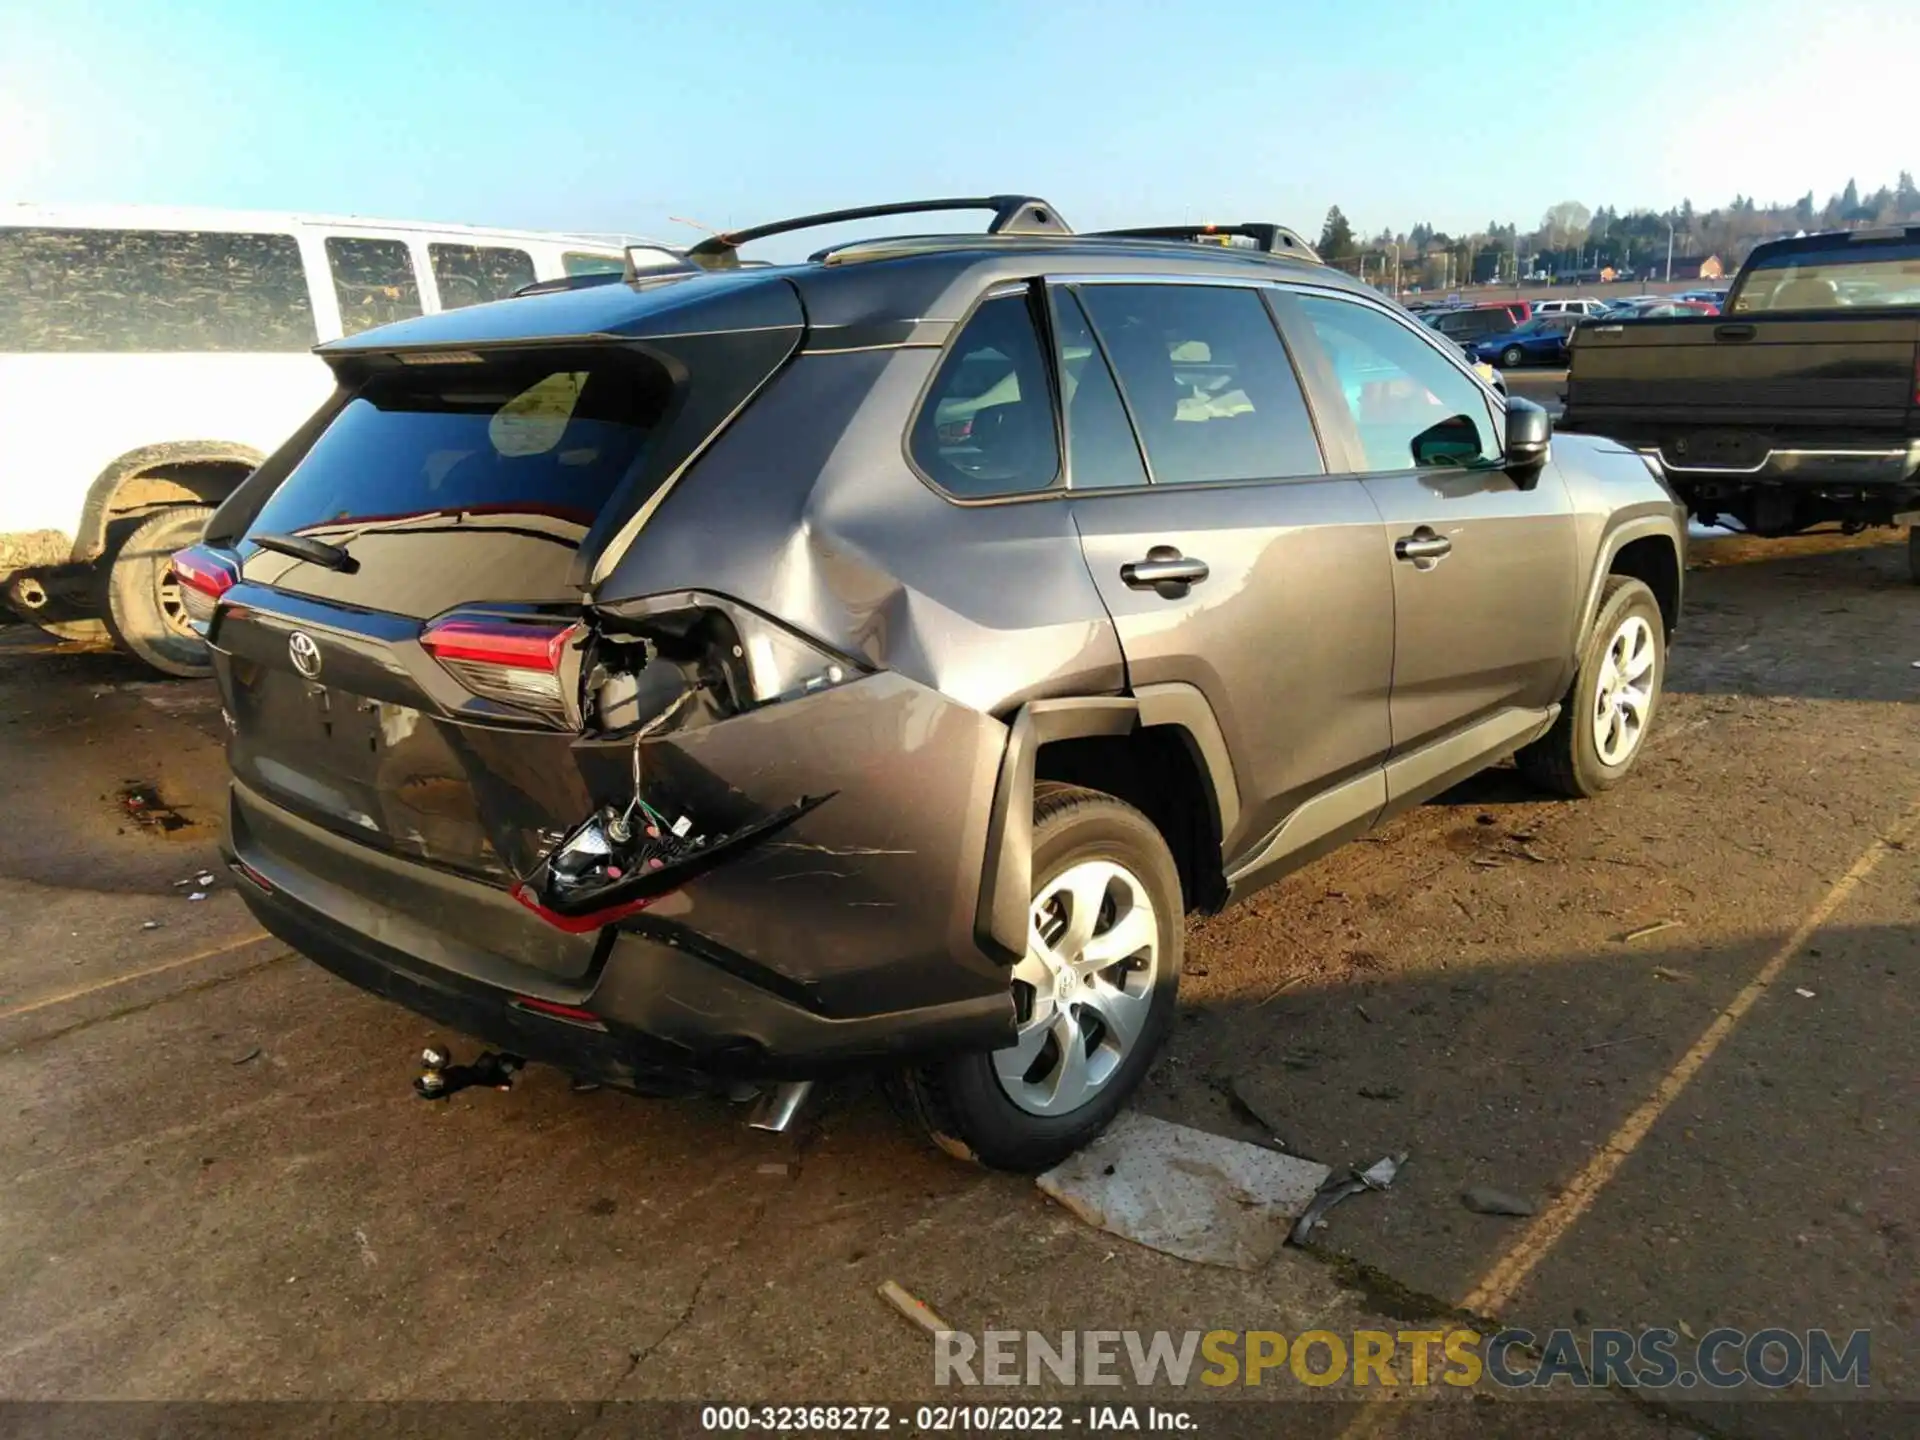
419;613;582;722
171;544;241;626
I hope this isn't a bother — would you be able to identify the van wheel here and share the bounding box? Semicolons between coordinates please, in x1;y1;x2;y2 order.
1518;575;1665;798
894;785;1182;1172
105;506;216;678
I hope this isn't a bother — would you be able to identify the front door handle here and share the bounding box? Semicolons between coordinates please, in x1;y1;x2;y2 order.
1394;527;1452;567
1120;545;1210;598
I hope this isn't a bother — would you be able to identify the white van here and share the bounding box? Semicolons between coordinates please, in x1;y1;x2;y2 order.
0;204;678;674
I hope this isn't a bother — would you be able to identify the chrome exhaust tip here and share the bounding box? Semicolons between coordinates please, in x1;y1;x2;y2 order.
748;1080;813;1133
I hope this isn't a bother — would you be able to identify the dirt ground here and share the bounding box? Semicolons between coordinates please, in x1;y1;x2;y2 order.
0;529;1913;1439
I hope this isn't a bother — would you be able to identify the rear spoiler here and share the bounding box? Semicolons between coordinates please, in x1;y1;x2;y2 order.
1094;223;1321;262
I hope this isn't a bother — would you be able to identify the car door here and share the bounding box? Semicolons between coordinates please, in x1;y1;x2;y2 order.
1273;289;1578;774
1054;279;1396;865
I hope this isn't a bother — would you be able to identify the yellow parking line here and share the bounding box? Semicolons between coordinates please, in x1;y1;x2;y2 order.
1335;793;1920;1440
0;930;272;1022
1462;794;1920;1314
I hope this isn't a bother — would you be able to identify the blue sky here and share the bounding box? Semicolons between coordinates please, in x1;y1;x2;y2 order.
4;0;1915;256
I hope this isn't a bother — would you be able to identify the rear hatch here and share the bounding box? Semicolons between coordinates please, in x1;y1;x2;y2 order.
209;281;803;974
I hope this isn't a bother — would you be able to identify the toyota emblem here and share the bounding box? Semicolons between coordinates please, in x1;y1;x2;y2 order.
288;631;323;679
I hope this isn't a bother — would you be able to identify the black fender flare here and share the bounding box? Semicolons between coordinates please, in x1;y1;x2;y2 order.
973;684;1240;963
1574;511;1684;644
74;440;265;562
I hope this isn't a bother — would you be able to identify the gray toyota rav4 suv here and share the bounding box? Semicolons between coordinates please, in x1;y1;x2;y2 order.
177;197;1684;1170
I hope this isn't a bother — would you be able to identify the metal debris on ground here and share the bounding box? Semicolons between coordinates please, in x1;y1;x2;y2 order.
1794;987;1816;999
1287;1153;1405;1248
1461;1186;1536;1217
187;892;207;902
1621;918;1683;942
1040;1111;1331;1269
878;1280;952;1337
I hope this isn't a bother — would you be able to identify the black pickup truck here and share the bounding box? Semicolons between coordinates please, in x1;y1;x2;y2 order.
1561;226;1920;580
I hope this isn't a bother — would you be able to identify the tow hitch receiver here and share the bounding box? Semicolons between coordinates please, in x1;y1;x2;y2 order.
413;1042;524;1100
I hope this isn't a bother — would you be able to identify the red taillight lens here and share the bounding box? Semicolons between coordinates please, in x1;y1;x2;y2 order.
509;881;656;934
171;544;241;626
419;614;580;720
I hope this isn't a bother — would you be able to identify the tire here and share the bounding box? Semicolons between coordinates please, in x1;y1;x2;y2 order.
1908;525;1919;586
895;785;1183;1172
1501;345;1525;369
1518;575;1665;798
104;505;216;678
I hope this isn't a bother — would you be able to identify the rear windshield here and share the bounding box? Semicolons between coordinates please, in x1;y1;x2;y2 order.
0;226;315;352
249;354;672;540
1732;239;1920;312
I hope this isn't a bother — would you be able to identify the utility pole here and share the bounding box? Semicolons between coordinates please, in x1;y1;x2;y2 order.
1665;220;1675;283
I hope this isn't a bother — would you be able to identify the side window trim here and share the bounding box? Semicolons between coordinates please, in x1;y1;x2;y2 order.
1055;283;1156;488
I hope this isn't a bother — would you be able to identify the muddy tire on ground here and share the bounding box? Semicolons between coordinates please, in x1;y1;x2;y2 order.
893;784;1183;1173
105;505;216;678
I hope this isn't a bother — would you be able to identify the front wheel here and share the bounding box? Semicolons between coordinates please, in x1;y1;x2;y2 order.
1518;575;1665;798
895;785;1182;1172
1501;345;1525;369
104;505;216;678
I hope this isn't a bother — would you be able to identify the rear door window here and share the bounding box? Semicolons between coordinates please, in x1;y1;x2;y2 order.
909;291;1060;498
325;237;423;336
0;226;315;351
1289;294;1501;472
428;243;537;309
1076;284;1323;484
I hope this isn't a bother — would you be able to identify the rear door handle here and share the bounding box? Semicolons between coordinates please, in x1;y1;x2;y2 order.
1120;545;1210;597
1714;324;1756;341
1394;527;1452;566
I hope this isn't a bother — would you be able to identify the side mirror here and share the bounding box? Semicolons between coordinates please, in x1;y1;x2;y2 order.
1503;396;1552;487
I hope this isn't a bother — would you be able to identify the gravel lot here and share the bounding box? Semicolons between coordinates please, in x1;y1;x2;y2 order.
1;529;1913;1439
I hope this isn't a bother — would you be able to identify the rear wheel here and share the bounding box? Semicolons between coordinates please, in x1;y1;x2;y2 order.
105;505;215;678
1501;344;1525;369
1518;575;1665;798
895;785;1182;1172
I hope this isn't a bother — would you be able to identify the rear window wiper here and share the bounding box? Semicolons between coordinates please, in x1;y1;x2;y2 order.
250;532;358;573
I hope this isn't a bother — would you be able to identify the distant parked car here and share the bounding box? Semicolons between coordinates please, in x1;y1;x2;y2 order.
1605;299;1720;319
1473;314;1582;368
1531;297;1609;318
1423;305;1519;347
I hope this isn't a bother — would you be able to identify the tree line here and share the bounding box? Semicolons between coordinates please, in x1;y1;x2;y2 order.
1314;173;1920;287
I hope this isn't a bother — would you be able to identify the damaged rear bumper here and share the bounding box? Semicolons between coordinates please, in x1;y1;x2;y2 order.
222;670;1021;1083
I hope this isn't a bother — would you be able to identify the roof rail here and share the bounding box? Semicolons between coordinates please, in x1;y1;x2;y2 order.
1095;223;1321;262
686;195;1070;269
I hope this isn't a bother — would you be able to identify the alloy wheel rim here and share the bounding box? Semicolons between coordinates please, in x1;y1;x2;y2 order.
992;858;1159;1117
157;571;193;640
1593;614;1656;766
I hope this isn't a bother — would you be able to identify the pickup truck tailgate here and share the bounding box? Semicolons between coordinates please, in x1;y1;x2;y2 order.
1568;313;1920;428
